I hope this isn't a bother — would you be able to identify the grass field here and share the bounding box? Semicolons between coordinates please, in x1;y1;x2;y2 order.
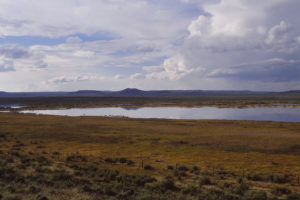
1;112;300;199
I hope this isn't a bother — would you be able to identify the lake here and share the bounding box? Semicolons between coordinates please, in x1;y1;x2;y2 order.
20;107;300;122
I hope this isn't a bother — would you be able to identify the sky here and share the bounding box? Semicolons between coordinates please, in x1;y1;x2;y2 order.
0;0;300;92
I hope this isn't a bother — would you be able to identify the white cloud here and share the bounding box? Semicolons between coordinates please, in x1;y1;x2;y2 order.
130;73;145;80
0;0;190;39
153;0;300;89
265;21;300;52
142;65;164;72
73;50;95;58
144;54;204;80
0;45;48;71
0;0;194;90
1;0;300;91
0;57;14;72
46;74;104;84
114;74;125;80
188;16;212;38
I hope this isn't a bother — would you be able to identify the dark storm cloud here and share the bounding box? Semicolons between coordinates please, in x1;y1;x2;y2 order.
210;60;300;82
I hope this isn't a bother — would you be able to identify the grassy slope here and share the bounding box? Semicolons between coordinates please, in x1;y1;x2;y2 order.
1;113;300;199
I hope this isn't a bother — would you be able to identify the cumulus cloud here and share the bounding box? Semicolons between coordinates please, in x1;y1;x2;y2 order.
151;0;300;89
1;0;300;91
0;45;48;71
0;0;195;90
265;21;300;52
147;54;203;80
130;73;145;80
0;58;14;72
27;34;178;80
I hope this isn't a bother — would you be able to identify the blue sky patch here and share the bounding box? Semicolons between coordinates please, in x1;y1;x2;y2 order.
0;31;119;46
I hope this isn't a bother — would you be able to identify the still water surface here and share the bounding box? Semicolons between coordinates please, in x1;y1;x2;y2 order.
21;107;300;122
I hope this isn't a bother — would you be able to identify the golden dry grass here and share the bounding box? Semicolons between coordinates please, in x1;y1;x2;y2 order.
1;112;300;181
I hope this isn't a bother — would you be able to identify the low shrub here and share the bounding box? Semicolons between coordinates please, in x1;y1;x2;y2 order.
232;179;249;195
52;171;74;182
269;174;292;184
199;176;212;186
117;190;135;199
119;157;127;163
178;165;189;172
36;156;51;166
287;193;300;200
103;186;117;196
179;171;187;177
104;157;115;163
161;176;176;191
28;185;41;194
127;160;134;165
191;166;200;174
36;194;50;200
243;190;267;200
146;176;176;193
52;152;60;156
79;184;95;193
144;164;154;170
182;184;199;196
3;195;22;200
222;182;232;189
167;165;174;170
198;188;225;200
271;186;291;196
66;153;87;162
247;173;264;181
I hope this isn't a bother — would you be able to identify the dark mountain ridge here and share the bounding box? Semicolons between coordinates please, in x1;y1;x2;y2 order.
0;88;299;98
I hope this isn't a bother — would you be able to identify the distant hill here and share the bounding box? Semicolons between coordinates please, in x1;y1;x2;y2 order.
0;88;297;98
119;88;145;95
282;90;300;94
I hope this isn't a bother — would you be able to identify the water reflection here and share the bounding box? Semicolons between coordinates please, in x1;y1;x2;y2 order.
121;107;141;111
20;107;300;122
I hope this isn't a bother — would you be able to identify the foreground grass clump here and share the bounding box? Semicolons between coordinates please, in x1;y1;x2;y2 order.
0;149;160;199
0;113;300;199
